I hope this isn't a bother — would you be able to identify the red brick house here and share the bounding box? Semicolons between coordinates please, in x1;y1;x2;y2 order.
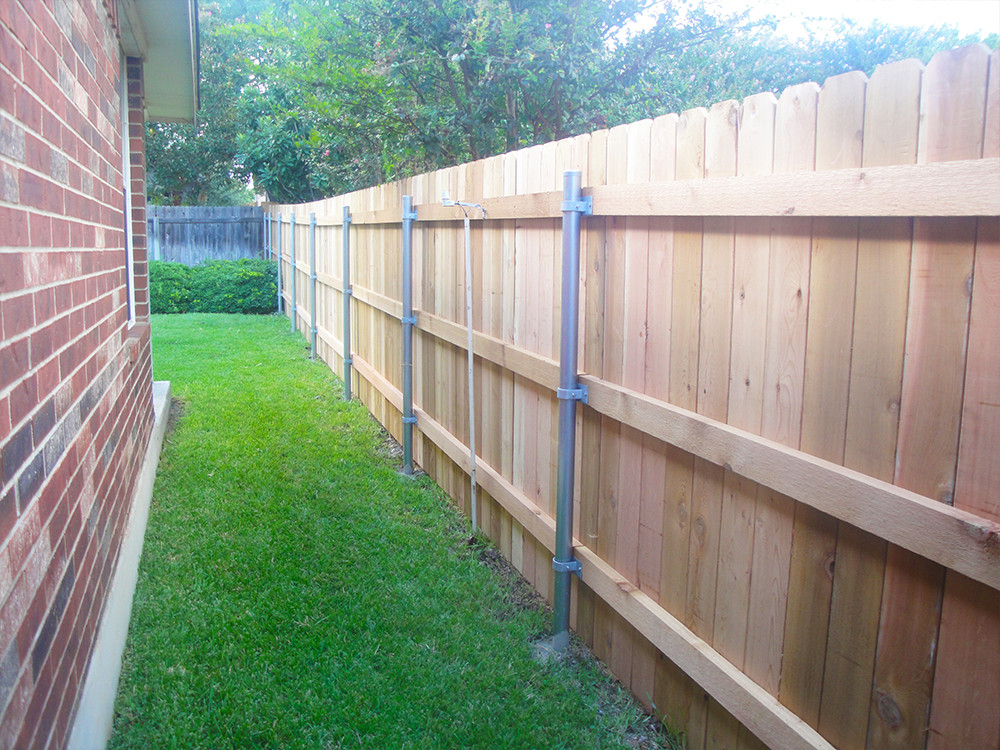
0;1;198;747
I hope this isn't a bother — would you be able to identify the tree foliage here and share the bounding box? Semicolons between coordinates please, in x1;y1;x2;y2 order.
146;5;257;205
146;0;996;204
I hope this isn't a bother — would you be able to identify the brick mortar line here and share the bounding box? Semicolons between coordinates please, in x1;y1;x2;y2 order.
0;149;127;200
0;266;125;307
0;241;128;264
0;11;123;168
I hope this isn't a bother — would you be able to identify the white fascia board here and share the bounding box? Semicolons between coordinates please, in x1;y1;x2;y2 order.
128;0;200;123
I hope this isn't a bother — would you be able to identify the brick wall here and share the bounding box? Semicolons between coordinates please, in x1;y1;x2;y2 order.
0;1;155;748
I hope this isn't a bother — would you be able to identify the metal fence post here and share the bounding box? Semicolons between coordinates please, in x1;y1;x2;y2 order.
309;212;317;359
276;215;283;314
401;196;417;474
551;171;591;652
290;214;297;333
342;205;353;400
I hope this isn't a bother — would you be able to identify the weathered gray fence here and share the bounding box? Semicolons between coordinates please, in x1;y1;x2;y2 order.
148;206;264;265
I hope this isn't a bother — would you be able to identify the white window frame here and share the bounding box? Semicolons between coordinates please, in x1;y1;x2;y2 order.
120;54;136;325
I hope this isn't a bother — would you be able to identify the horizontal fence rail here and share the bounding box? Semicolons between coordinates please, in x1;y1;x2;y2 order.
265;45;1000;750
290;159;1000;225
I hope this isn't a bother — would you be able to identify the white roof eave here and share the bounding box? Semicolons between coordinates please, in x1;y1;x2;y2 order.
121;0;200;123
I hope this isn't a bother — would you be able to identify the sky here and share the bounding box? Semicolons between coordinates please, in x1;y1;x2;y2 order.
703;0;1000;37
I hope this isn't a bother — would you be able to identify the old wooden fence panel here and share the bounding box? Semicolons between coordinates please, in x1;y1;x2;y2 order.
265;44;1000;750
148;205;264;265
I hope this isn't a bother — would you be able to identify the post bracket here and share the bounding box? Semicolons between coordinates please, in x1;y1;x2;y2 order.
561;196;593;216
401;315;417;326
556;385;588;405
552;557;582;578
402;415;417;425
402;209;418;221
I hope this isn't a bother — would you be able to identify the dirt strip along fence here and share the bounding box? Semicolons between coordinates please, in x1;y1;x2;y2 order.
266;44;1000;750
147;205;264;265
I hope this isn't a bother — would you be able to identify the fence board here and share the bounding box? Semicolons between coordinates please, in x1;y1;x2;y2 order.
608;119;651;692
577;127;608;651
782;69;866;728
675;101;723;750
743;83;817;712
714;99;776;746
536;141;560;604
597;124;628;674
665;107;705;687
641;111;682;731
514;149;537;583
265;44;1000;750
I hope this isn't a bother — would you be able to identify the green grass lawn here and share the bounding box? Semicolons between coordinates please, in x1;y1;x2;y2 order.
109;314;679;750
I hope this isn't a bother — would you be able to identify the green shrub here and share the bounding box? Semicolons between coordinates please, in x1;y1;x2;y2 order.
149;259;277;315
149;262;194;314
190;259;278;315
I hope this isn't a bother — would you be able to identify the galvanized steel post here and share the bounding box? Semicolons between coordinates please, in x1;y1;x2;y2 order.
290;214;297;333
401;196;417;474
342;206;353;400
552;171;591;651
276;215;283;314
309;213;317;359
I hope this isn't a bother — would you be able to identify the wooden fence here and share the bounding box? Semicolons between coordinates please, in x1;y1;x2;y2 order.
266;44;999;750
147;205;264;265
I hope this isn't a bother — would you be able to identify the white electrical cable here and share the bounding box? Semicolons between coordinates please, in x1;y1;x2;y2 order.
464;212;477;532
443;193;486;533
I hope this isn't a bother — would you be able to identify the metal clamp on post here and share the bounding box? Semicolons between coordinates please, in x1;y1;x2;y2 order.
401;416;417;425
556;384;588;405
343;356;353;366
402;207;418;221
561;196;593;216
552;557;582;578
401;315;417;326
345;287;353;297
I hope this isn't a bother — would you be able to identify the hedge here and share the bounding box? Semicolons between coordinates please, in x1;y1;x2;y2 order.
149;259;278;315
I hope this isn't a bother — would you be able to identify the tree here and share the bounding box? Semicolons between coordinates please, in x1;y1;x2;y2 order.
145;3;259;205
146;0;997;204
